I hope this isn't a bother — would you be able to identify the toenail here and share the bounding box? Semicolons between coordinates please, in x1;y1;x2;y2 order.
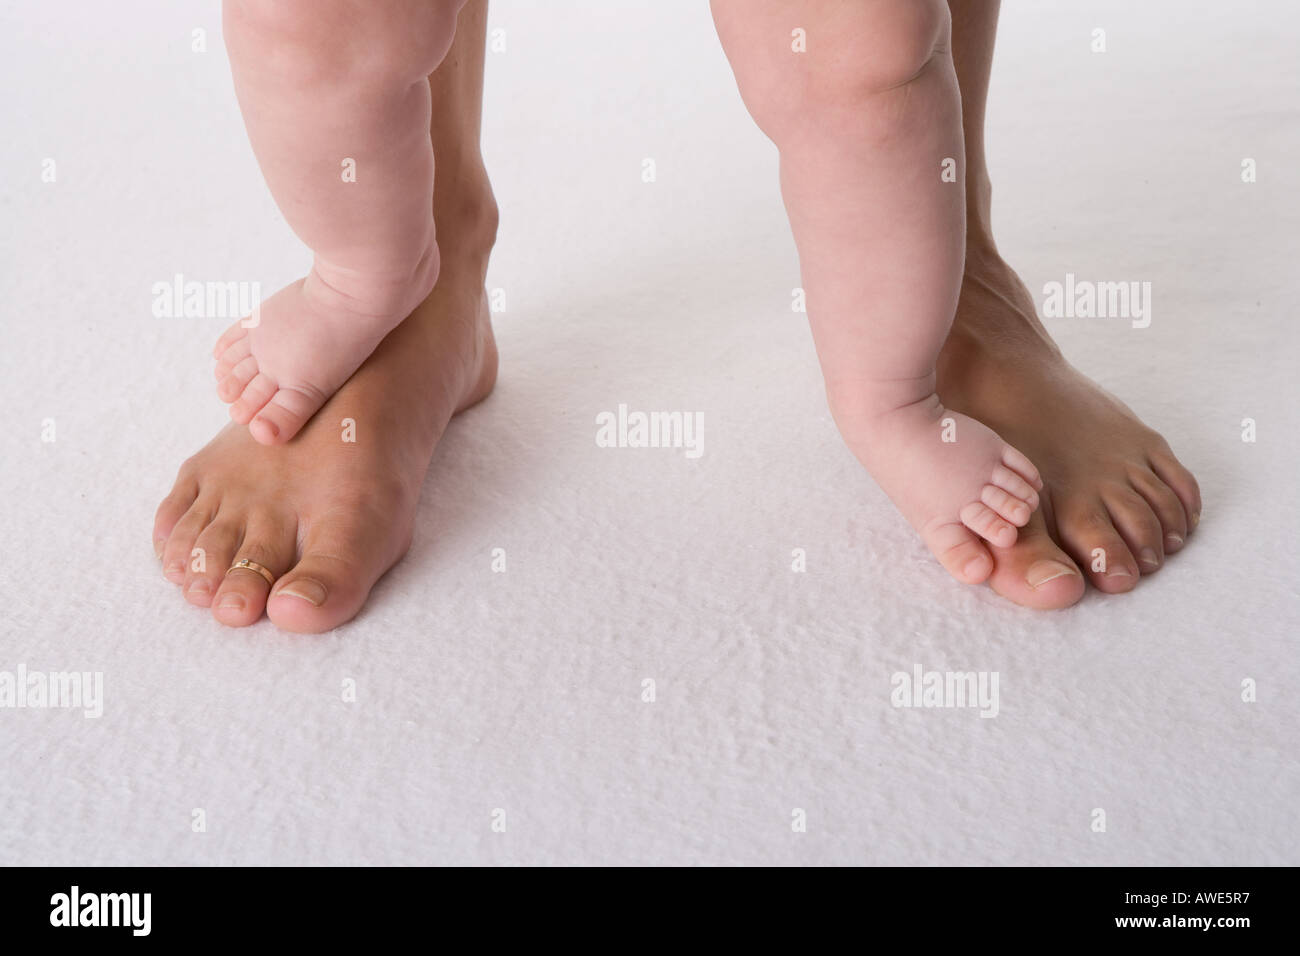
1105;566;1133;578
218;592;245;611
1026;560;1078;589
154;539;165;559
165;561;184;577
1190;511;1200;529
276;578;327;607
187;579;210;596
1139;548;1160;568
1165;533;1184;549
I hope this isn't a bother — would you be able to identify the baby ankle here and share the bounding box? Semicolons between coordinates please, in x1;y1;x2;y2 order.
308;243;440;321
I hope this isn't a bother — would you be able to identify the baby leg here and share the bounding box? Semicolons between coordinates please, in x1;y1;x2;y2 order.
713;0;1041;583
215;0;463;444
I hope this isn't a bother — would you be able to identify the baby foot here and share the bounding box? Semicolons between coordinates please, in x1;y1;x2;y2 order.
213;257;436;445
836;393;1043;584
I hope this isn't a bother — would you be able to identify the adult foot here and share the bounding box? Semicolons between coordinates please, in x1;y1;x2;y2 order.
936;248;1202;609
156;251;496;633
212;249;438;446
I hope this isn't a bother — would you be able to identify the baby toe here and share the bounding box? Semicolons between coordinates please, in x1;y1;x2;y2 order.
214;334;252;380
990;464;1039;512
248;385;326;446
217;355;259;403
921;520;994;585
213;319;250;360
959;500;1019;549
228;372;279;425
1000;444;1043;490
981;483;1033;527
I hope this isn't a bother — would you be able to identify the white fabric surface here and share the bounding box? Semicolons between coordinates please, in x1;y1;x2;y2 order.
1;0;1297;865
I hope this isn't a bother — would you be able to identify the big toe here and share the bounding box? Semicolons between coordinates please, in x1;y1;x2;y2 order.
982;508;1085;609
922;520;995;585
266;514;402;633
247;385;326;446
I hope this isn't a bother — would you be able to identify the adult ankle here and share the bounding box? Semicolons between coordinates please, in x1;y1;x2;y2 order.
435;163;499;270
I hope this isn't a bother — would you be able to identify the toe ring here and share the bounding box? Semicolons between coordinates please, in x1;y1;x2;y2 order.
226;558;275;586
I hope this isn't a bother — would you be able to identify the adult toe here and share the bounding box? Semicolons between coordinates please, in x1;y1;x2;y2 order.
1148;446;1202;533
1054;493;1140;593
982;507;1085;609
160;499;215;585
267;510;403;633
183;517;243;608
1100;484;1166;574
1129;467;1189;553
153;467;199;560
210;515;299;628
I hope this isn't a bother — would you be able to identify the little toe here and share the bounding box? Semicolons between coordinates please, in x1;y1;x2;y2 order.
152;468;199;559
959;500;1018;549
248;385;326;446
982;509;1085;610
1000;444;1043;490
217;355;259;403
214;335;252;380
1055;497;1140;592
1129;468;1189;553
1148;447;1203;533
183;519;242;608
1101;486;1165;574
919;520;994;586
989;464;1039;510
161;501;215;585
210;518;298;628
228;372;279;425
213;319;249;360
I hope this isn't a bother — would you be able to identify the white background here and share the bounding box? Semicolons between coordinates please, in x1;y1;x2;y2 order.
0;0;1296;864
